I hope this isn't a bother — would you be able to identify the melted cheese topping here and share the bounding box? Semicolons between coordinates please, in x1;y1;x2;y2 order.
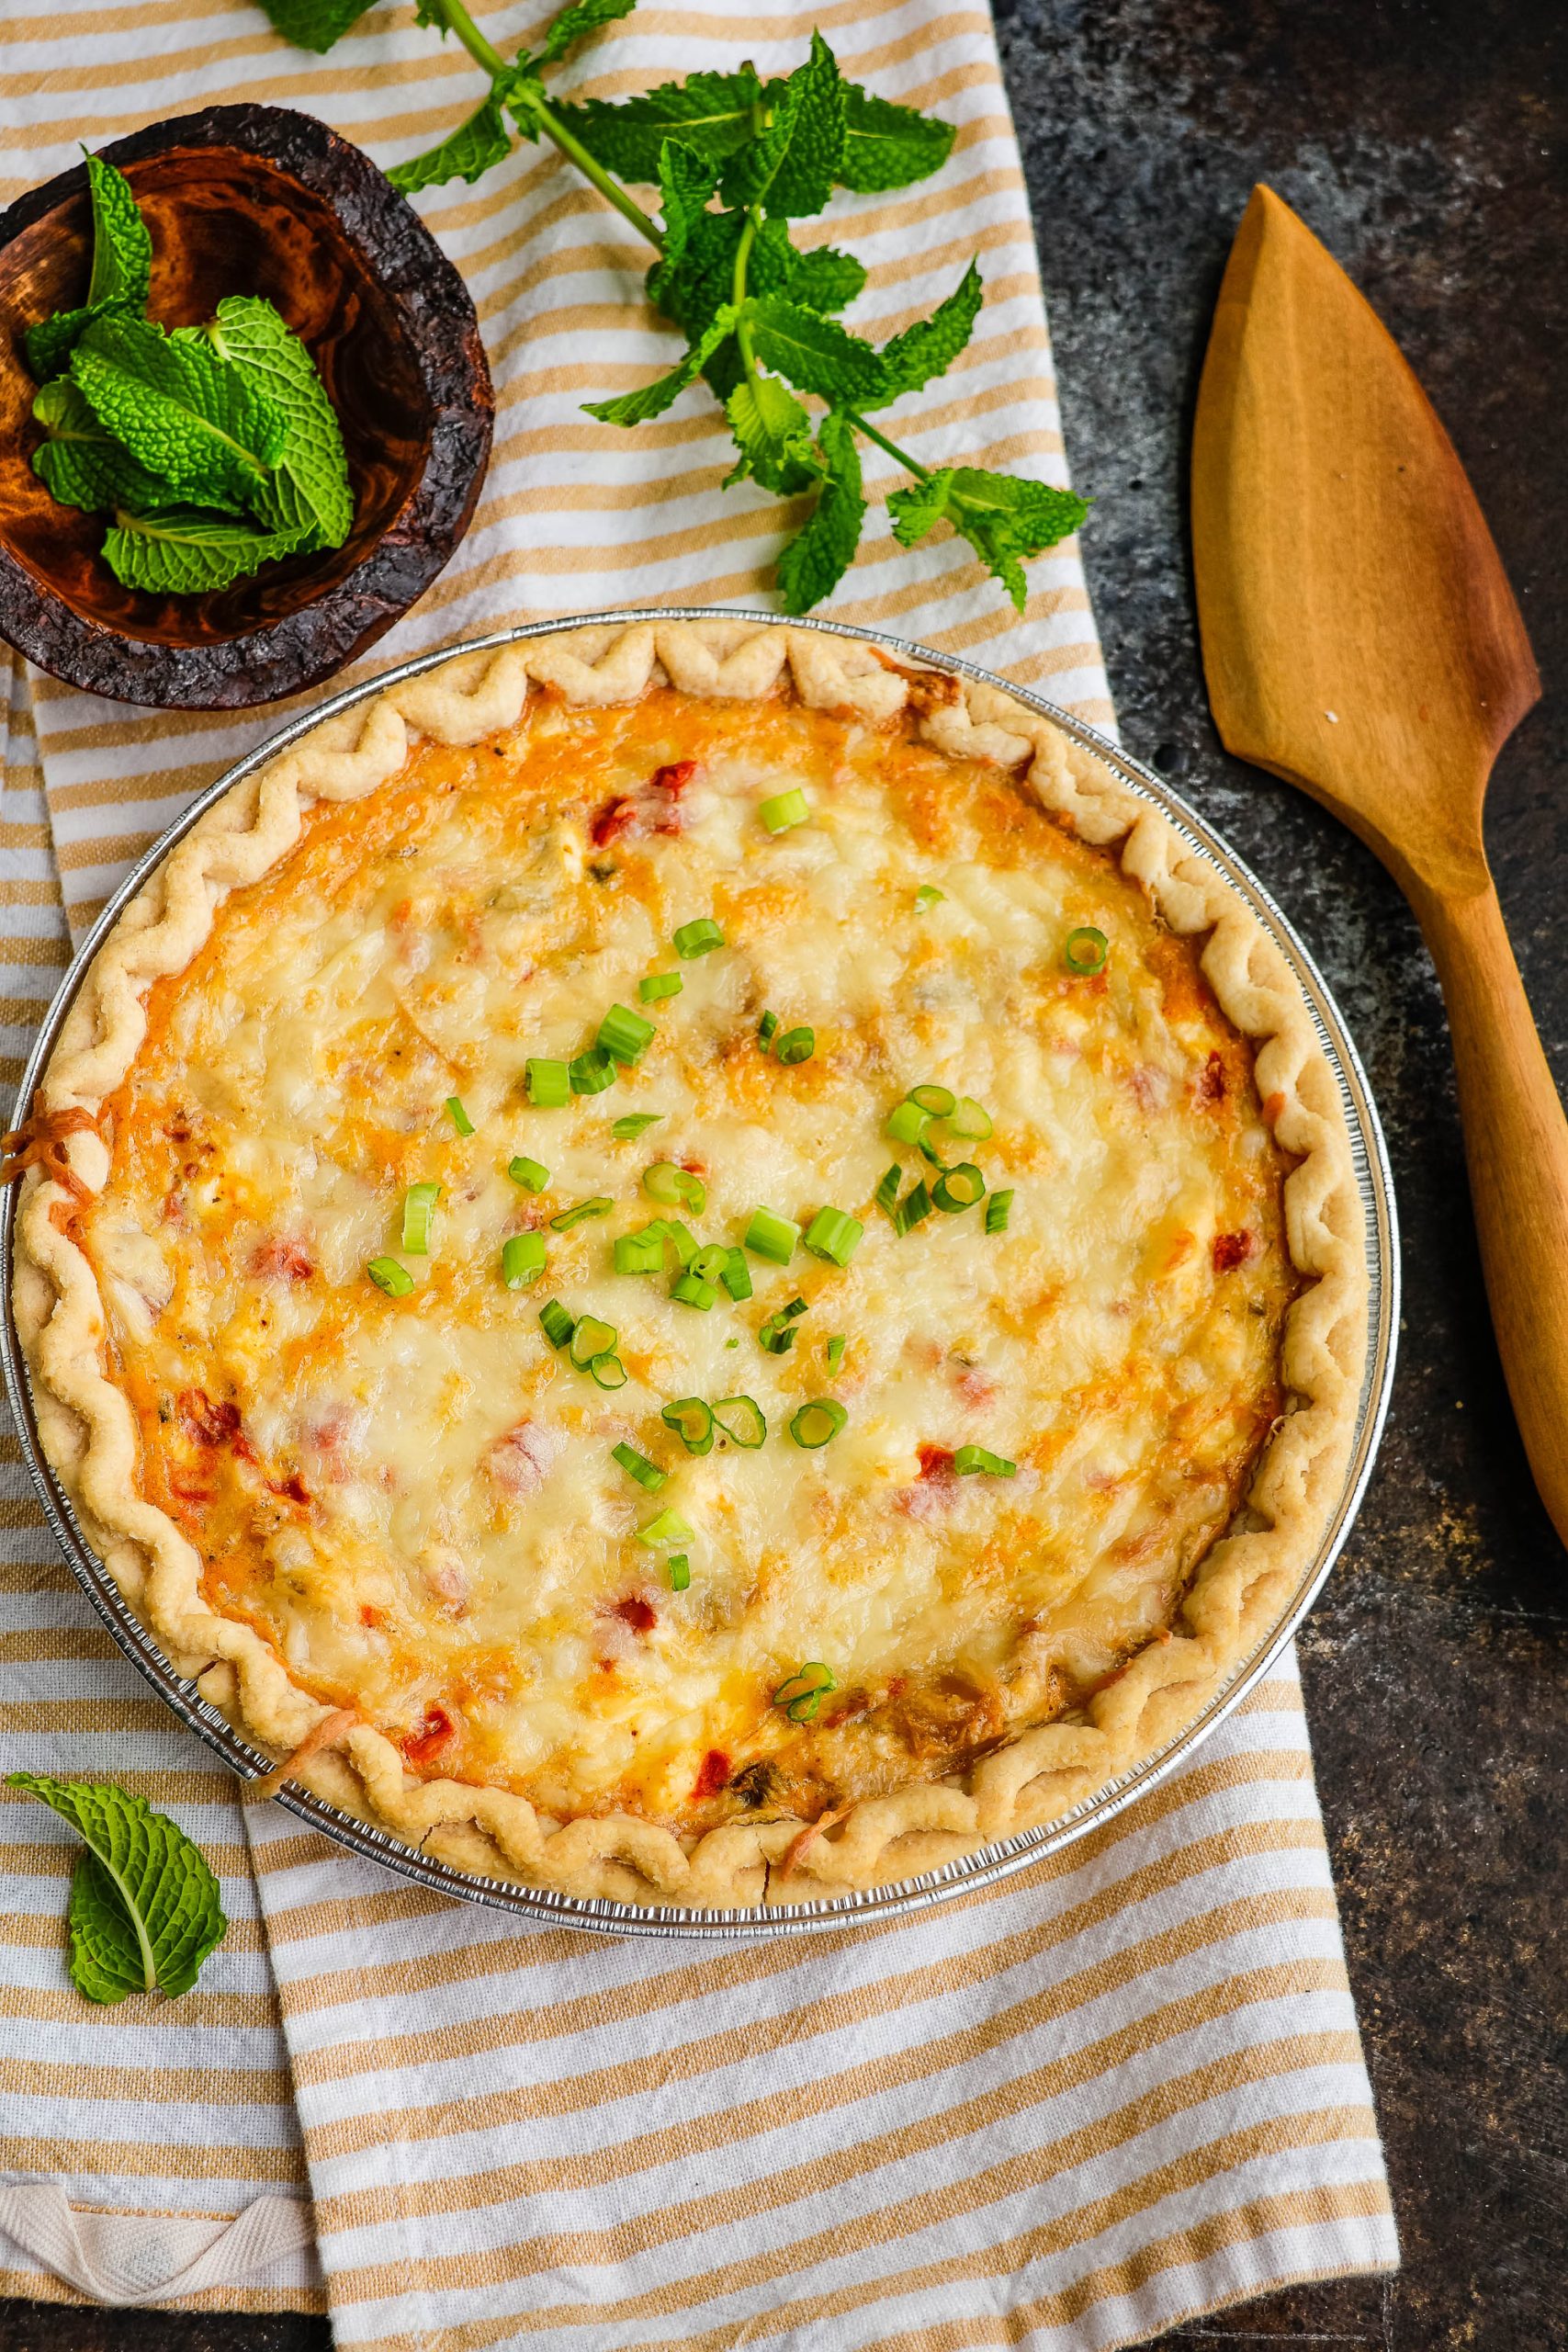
87;688;1295;1831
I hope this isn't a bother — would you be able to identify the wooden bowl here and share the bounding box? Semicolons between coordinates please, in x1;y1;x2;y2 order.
0;105;493;710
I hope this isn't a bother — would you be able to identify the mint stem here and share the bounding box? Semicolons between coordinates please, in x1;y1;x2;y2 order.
529;90;666;250
430;0;508;76
846;410;932;481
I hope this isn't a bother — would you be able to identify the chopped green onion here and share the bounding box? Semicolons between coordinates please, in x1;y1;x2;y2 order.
932;1163;986;1214
804;1205;863;1267
550;1194;613;1231
401;1182;441;1254
773;1025;815;1066
714;1396;766;1448
502;1232;547;1289
893;1178;933;1237
908;1083;956;1117
745;1206;799;1264
690;1244;731;1284
525;1057;570;1107
719;1247;752;1303
614;1230;666;1276
782;1296;808;1321
367;1256;413;1297
611;1112;663;1140
570;1046;617;1096
673;918;724;958
773;1661;837;1723
985;1189;1014;1235
613;1442;665;1492
598;1002;656;1065
661;1397;715;1455
758;1313;797;1356
947;1096;993;1140
668;1553;691;1590
569;1315;617;1369
650;1216;698;1268
874;1164;902;1222
826;1334;846;1374
759;1010;779;1046
886;1099;931;1147
790;1398;848;1450
915;884;945;908
759;786;809;834
671;1271;718;1310
953;1443;1017;1476
917;1136;949;1171
639;971;682;1002
538;1299;575;1350
726;1336;740;1349
445;1094;475;1136
643;1161;705;1215
509;1154;549;1192
589;1351;627;1389
1064;925;1110;976
638;1507;694;1549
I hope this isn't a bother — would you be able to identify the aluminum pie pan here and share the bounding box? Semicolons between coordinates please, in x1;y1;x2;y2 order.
0;607;1399;1940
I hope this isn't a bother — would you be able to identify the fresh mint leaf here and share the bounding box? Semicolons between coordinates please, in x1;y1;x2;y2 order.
7;1772;226;2003
747;296;890;405
872;259;983;402
30;379;166;514
725;369;818;496
720;31;844;218
775;408;863;613
26;308;100;384
547;69;771;181
254;0;373;51
889;465;1089;611
72;315;285;513
541;0;637;64
654;139;720;270
838;83;956;192
583;303;738;425
205;297;354;549
784;243;865;315
101;507;302;595
387;92;513;194
84;155;152;312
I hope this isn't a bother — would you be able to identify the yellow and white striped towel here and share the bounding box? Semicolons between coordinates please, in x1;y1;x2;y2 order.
0;0;1398;2339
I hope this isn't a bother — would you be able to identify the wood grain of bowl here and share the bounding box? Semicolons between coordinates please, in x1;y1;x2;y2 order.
0;104;494;710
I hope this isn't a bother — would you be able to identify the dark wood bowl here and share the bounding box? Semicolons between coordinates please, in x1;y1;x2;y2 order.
0;105;493;709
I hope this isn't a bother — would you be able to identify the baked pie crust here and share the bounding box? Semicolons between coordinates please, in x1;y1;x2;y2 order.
10;619;1366;1909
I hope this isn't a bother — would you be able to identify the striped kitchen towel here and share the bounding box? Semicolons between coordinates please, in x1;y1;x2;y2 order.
0;0;1398;2340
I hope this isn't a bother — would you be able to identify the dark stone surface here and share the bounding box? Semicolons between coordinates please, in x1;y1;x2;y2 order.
0;2;1562;2344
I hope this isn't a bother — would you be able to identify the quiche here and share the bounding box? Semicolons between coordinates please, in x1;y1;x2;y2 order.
9;618;1365;1910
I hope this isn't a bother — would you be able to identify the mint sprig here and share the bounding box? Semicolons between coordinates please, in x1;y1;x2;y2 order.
263;0;1089;616
7;1772;226;2003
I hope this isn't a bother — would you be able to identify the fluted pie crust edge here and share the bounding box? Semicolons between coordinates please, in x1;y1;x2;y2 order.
12;619;1367;1910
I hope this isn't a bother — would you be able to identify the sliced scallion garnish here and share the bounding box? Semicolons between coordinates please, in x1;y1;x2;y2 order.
826;1334;846;1374
985;1189;1014;1235
689;1244;731;1284
509;1154;549;1192
720;1247;752;1303
661;1397;715;1455
773;1661;836;1722
953;1443;1016;1476
915;884;945;908
589;1352;627;1389
803;1206;863;1267
774;1025;815;1065
758;1314;796;1356
445;1094;475;1136
611;1112;663;1140
643;1161;705;1216
885;1099;931;1147
638;1506;694;1549
908;1083;956;1117
502;1232;547;1289
598;1002;656;1065
714;1396;766;1448
525;1057;570;1107
673;918;724;958
613;1442;665;1491
1064;926;1110;976
569;1315;617;1369
639;971;682;1003
947;1096;993;1140
874;1164;902;1222
668;1552;691;1590
671;1271;718;1310
614;1229;666;1276
650;1216;698;1267
759;786;809;834
367;1256;413;1297
894;1178;933;1237
759;1010;779;1046
744;1206;798;1264
570;1046;617;1096
538;1299;574;1349
932;1163;986;1214
400;1182;441;1254
550;1195;613;1232
790;1398;848;1450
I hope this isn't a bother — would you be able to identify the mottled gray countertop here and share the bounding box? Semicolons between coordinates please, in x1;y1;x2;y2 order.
2;3;1562;2346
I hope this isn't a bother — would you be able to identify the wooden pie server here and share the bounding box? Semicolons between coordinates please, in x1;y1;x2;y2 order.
1190;184;1568;1545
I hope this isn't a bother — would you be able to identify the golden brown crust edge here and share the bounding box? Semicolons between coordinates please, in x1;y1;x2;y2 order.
12;619;1368;1911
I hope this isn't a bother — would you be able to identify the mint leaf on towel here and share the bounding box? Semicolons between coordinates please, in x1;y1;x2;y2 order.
583;303;738;425
101;507;304;595
890;467;1091;610
388;90;513;196
253;0;375;51
720;32;844;218
547;69;773;181
71;314;285;512
724;370;819;495
539;0;637;64
837;83;957;192
775;409;864;614
872;260;985;401
746;296;891;406
7;1773;226;2003
205;296;354;547
30;379;167;514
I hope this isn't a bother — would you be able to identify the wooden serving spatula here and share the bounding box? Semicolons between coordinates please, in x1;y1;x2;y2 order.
1191;185;1568;1547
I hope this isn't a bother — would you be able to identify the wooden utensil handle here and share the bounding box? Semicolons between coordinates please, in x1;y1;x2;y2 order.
1412;878;1568;1546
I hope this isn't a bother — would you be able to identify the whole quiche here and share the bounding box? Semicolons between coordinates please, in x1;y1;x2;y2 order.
9;619;1366;1910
